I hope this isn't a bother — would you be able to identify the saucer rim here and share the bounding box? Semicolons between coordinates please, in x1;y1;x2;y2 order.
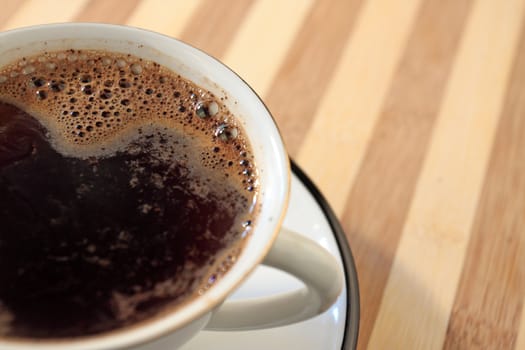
290;159;360;350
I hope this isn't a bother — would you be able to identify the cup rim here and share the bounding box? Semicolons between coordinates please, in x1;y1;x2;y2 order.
0;23;291;350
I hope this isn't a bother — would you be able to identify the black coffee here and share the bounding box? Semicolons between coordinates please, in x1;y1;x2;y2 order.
0;51;257;338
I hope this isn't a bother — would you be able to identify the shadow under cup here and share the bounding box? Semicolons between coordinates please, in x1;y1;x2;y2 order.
0;23;290;350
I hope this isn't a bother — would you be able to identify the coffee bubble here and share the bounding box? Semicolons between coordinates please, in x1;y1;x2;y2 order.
45;62;57;70
0;49;257;197
116;59;127;68
130;63;142;75
22;65;35;75
215;124;238;141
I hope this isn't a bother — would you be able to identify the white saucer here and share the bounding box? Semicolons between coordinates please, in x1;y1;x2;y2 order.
140;163;360;349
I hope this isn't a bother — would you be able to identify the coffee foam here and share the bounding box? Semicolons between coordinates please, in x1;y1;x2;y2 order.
0;50;260;333
0;50;257;192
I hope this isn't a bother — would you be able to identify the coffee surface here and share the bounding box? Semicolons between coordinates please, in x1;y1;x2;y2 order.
0;50;257;338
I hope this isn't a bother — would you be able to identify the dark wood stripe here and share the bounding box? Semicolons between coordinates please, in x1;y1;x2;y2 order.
179;0;256;60
443;19;525;350
0;0;26;28
74;0;142;23
337;0;473;348
262;0;364;156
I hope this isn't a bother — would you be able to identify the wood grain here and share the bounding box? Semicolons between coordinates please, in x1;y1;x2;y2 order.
517;309;525;349
179;0;255;59
297;0;423;215
0;0;26;29
368;0;525;348
262;0;364;156
443;17;525;350
1;0;89;30
222;0;315;97
126;0;204;38
2;0;525;348
341;0;473;347
74;0;142;23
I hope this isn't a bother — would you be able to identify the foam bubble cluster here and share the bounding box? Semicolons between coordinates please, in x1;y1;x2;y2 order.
0;50;260;333
0;50;257;191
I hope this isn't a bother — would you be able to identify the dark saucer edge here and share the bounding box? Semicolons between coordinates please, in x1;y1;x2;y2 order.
290;159;360;350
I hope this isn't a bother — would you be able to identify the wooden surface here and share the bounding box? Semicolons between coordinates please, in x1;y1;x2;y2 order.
1;0;524;349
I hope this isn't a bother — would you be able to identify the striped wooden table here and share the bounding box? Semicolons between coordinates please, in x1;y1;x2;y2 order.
1;0;525;349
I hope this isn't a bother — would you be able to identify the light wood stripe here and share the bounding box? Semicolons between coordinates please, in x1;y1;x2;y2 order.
222;0;314;97
1;0;89;31
263;0;364;156
296;0;423;216
339;0;473;348
367;0;525;348
74;0;141;23
179;0;255;59
0;0;26;29
517;310;525;350
443;20;525;350
126;0;204;37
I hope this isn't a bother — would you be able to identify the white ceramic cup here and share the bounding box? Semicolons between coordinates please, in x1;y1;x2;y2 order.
0;23;343;350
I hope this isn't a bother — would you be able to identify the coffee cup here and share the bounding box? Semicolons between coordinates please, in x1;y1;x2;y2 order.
0;23;343;350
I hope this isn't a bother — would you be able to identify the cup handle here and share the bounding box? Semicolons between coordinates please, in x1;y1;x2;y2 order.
204;227;343;331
